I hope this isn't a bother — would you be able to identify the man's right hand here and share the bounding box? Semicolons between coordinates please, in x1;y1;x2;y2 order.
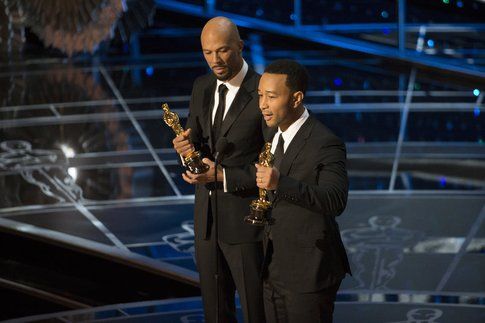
173;129;194;158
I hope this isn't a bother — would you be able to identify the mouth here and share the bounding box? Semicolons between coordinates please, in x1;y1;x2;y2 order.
262;113;273;122
212;66;227;74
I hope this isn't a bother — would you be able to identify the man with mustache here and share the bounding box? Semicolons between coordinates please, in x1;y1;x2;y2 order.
172;17;266;323
256;59;351;322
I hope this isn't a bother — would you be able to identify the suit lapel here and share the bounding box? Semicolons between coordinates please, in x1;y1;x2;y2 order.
203;78;217;152
278;116;315;176
219;69;258;138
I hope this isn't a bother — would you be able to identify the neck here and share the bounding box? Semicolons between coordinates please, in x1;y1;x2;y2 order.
226;59;244;82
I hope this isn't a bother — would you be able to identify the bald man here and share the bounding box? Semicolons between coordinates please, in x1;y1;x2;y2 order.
172;17;266;323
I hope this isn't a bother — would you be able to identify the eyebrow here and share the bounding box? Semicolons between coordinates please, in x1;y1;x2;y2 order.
203;46;230;52
263;90;278;94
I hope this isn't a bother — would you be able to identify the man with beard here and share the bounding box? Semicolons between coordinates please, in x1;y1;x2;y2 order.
172;17;266;323
256;59;351;322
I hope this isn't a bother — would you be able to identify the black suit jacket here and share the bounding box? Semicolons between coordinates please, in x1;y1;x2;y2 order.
186;68;266;244
265;115;351;292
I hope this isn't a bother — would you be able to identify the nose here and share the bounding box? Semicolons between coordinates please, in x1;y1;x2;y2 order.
211;52;222;64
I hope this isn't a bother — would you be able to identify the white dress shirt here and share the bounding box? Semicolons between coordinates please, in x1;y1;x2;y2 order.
271;108;309;154
212;60;248;123
214;60;248;192
181;60;246;192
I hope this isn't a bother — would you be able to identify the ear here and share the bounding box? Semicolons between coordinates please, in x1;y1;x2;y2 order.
292;91;304;108
238;40;244;53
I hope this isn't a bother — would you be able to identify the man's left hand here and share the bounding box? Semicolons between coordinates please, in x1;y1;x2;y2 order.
182;158;224;184
255;163;280;190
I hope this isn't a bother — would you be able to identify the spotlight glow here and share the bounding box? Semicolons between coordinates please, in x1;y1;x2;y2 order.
474;106;480;117
333;78;343;87
473;89;480;96
440;177;447;187
60;144;77;180
60;144;75;158
145;66;154;76
68;167;78;180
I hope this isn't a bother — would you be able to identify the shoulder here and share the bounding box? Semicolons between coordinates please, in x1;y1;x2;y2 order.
242;68;261;92
193;73;215;89
246;67;261;81
308;116;345;147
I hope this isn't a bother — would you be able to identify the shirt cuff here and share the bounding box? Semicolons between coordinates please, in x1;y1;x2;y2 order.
223;168;228;193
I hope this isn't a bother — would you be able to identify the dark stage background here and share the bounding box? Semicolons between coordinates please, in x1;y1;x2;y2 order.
0;0;484;322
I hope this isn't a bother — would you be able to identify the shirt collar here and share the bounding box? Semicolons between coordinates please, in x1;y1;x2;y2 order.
274;108;309;152
216;60;248;92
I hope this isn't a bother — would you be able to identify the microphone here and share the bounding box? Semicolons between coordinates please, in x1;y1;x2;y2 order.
214;137;229;162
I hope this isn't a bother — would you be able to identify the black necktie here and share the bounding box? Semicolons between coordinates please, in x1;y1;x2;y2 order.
273;133;285;170
212;84;228;145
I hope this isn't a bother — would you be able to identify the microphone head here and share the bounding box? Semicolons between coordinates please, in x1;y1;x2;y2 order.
215;137;229;154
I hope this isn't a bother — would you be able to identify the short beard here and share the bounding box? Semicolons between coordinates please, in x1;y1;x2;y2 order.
214;67;233;81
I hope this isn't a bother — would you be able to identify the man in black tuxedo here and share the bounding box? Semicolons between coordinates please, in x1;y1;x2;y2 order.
255;59;351;323
172;17;265;323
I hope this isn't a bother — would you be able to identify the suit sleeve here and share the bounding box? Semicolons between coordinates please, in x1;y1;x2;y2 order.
223;116;268;193
224;163;258;192
275;139;349;217
185;77;205;155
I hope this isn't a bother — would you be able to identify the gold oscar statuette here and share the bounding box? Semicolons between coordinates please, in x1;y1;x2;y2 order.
244;142;274;226
162;103;209;174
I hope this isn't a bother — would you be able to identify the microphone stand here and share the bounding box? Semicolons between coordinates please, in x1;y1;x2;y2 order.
214;152;220;323
212;137;227;323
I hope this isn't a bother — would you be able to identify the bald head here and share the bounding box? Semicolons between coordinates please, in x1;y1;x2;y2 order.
201;17;241;44
200;17;244;81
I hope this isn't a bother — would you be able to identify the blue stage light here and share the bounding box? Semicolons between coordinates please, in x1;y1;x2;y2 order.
382;27;390;35
473;89;480;96
145;66;154;77
457;1;463;8
381;11;389;19
427;39;434;48
333;78;343;86
474;107;480;117
439;177;447;187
